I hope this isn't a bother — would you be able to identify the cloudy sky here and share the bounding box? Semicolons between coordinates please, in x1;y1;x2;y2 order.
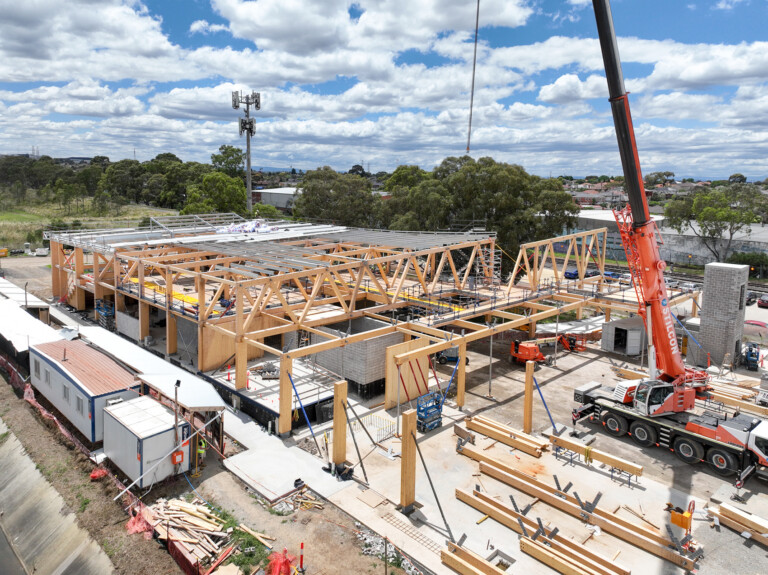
1;0;767;179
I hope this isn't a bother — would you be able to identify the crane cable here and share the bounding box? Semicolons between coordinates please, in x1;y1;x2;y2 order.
466;0;481;153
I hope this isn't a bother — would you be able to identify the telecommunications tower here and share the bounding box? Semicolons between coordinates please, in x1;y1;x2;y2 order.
232;90;260;213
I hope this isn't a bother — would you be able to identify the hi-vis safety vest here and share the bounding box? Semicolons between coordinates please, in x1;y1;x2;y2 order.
197;439;207;455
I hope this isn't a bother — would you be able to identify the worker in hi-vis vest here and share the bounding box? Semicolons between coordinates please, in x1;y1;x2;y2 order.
198;437;207;466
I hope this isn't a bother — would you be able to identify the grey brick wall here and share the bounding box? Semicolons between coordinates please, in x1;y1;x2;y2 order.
696;263;748;367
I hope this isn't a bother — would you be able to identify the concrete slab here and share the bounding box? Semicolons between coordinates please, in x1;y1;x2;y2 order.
222;407;346;502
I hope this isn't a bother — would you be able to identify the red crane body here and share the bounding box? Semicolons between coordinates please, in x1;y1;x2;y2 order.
592;0;708;414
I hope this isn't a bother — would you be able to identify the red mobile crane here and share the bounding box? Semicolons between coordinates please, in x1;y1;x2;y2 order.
573;0;768;484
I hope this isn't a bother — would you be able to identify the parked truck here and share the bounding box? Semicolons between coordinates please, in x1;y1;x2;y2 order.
572;0;768;485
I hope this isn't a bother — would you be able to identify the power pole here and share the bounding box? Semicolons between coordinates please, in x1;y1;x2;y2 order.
232;90;261;213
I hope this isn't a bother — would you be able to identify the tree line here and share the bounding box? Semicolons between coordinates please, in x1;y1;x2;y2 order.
294;156;580;272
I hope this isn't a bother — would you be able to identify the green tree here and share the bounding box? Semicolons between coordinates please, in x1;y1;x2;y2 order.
388;179;451;231
181;172;247;215
384;165;429;192
664;184;762;261
253;203;282;218
157;161;213;209
729;173;747;184
293;167;379;227
432;156;579;273
77;164;103;196
99;160;146;205
644;171;675;188
90;156;110;171
211;145;245;179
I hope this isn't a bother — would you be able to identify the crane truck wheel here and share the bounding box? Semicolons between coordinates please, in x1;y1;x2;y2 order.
629;421;657;447
706;448;737;477
673;436;705;464
600;411;628;437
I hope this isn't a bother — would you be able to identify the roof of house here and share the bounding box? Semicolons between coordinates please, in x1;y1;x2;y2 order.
32;339;137;397
0;278;49;309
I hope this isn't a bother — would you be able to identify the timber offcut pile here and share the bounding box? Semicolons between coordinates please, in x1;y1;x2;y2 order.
147;498;233;565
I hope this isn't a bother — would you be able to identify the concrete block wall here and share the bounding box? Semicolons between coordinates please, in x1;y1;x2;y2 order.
309;318;404;385
696;262;748;367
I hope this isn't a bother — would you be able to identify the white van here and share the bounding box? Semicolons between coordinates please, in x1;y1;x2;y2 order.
619;273;632;286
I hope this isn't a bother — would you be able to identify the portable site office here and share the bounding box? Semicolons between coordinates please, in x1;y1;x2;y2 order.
104;395;191;489
29;338;140;443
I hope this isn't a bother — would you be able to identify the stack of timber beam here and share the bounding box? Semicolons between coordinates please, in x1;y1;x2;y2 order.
455;444;698;571
707;503;768;547
147;498;232;564
464;415;548;457
456;488;628;575
440;541;508;575
548;434;643;476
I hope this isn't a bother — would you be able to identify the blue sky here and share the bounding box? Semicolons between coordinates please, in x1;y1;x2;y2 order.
1;0;767;179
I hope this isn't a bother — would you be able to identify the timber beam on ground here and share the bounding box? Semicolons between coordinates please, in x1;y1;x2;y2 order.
440;541;507;575
458;450;697;571
548;434;643;477
456;489;628;575
464;416;548;457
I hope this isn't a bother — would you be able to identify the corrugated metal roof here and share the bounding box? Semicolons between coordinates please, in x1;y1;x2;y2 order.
0;300;61;352
104;395;176;439
78;326;226;411
33;339;137;397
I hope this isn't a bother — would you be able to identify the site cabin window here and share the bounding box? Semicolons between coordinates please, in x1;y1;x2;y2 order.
44;369;50;386
76;396;84;416
63;385;70;404
34;359;40;378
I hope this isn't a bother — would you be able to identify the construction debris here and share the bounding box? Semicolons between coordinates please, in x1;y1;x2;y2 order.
145;498;233;565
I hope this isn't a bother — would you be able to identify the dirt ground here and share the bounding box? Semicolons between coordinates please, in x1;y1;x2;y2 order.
1;255;53;300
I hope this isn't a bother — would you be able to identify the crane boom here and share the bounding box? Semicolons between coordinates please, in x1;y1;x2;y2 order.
591;0;705;389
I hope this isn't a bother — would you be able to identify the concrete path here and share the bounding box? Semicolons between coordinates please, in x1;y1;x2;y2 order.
222;407;347;501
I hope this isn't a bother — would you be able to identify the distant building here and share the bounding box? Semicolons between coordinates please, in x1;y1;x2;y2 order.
252;187;299;213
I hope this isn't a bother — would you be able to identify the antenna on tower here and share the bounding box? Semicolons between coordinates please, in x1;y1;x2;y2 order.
231;89;261;214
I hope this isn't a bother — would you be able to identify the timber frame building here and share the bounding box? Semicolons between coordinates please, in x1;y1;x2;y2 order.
46;214;697;435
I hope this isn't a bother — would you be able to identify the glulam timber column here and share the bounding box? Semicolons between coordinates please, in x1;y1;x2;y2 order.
528;320;537;339
50;241;62;299
399;409;416;515
92;253;104;320
523;360;535;434
456;342;467;409
278;355;293;437
73;247;86;310
604;306;612;322
235;285;248;390
166;268;177;356
196;276;206;372
332;380;347;471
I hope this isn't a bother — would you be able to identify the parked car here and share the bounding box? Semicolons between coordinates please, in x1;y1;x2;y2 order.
665;278;680;290
758;295;768;308
564;268;579;279
603;271;620;283
681;282;699;293
584;269;600;277
619;273;632;286
746;291;757;306
745;320;768;328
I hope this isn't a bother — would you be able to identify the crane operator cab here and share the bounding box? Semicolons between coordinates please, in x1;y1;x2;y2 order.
634;380;675;416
